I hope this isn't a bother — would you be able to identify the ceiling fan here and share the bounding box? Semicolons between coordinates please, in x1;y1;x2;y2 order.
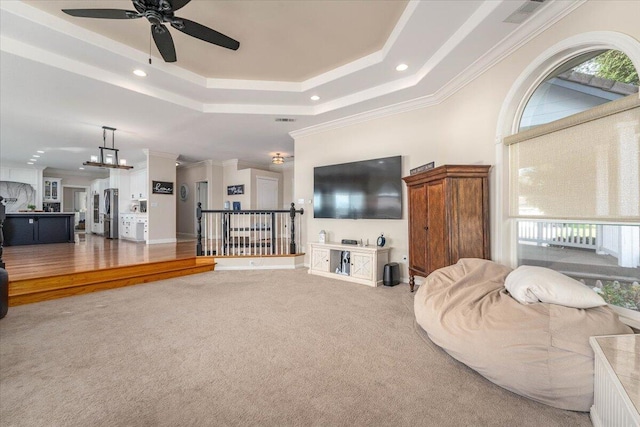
62;0;239;63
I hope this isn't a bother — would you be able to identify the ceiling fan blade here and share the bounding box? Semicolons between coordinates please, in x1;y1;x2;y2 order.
152;25;177;62
172;18;239;51
62;9;140;19
169;0;191;11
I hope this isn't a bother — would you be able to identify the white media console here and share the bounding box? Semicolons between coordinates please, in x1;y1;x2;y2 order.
308;242;390;287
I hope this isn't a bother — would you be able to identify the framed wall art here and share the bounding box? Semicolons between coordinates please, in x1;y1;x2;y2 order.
227;184;244;195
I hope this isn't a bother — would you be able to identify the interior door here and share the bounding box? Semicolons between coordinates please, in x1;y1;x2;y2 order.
256;177;278;210
409;184;428;274
426;181;447;273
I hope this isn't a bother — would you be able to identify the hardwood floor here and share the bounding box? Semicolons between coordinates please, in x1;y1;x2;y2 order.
2;233;198;281
2;233;215;306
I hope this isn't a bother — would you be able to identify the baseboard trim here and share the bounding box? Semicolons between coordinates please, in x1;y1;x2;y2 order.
147;238;178;244
215;265;304;271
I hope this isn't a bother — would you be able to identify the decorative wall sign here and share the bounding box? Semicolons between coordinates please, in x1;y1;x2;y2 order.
152;181;174;195
410;161;435;175
227;184;244;195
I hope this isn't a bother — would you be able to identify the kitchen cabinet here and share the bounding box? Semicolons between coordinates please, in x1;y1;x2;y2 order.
403;165;491;292
129;169;147;200
43;177;62;202
4;213;75;245
120;213;147;241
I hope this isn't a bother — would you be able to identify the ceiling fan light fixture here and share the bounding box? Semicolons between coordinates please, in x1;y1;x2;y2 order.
83;126;134;170
62;1;240;64
272;153;285;164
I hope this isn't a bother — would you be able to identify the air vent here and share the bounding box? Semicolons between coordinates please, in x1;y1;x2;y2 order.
275;118;296;122
503;0;546;24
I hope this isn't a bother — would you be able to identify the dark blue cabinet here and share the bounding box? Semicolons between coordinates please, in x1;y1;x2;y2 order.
4;213;74;246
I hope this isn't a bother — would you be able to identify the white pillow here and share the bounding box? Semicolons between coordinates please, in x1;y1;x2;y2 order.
505;265;607;309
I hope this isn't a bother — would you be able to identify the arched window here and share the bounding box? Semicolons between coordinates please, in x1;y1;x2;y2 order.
519;50;638;130
505;47;640;326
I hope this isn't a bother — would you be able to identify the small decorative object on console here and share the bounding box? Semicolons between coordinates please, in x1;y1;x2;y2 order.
319;230;326;244
377;233;386;247
341;239;359;245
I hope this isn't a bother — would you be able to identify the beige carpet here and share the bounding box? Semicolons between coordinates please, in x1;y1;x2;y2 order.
0;269;590;426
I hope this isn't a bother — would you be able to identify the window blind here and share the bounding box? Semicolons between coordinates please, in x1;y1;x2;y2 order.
506;94;640;222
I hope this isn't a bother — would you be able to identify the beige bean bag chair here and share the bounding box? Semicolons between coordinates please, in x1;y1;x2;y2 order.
414;258;633;411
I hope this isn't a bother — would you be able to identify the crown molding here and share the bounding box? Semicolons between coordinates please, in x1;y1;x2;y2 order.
178;159;222;170
144;150;179;161
1;0;591;130
0;0;413;95
0;160;47;171
0;36;205;112
0;1;207;86
223;158;268;172
290;0;587;139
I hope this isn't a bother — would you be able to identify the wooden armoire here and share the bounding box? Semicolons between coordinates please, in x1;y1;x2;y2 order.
403;165;491;292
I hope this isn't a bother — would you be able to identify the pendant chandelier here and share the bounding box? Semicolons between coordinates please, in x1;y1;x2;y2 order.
83;126;134;170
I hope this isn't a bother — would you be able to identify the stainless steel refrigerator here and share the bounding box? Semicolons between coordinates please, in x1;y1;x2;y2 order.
104;188;118;239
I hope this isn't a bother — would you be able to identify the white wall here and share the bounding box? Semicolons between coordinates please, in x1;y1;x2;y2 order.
222;159;284;210
176;161;213;236
293;0;640;279
147;150;178;244
223;160;251;210
276;163;294;209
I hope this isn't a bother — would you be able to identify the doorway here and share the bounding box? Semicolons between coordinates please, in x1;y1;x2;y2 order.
63;186;89;232
195;181;208;236
256;176;278;210
196;181;208;209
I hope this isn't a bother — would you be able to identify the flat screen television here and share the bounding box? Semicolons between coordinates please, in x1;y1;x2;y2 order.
313;155;402;219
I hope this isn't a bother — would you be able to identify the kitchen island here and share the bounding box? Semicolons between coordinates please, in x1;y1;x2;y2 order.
4;212;75;246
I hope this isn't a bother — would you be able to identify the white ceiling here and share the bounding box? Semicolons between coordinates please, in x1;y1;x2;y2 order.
0;0;583;177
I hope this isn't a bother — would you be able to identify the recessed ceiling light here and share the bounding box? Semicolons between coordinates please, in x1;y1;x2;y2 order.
79;167;85;170
33;155;40;158
310;95;320;101
133;69;147;77
37;150;45;153
29;158;37;162
27;162;34;165
396;63;409;71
